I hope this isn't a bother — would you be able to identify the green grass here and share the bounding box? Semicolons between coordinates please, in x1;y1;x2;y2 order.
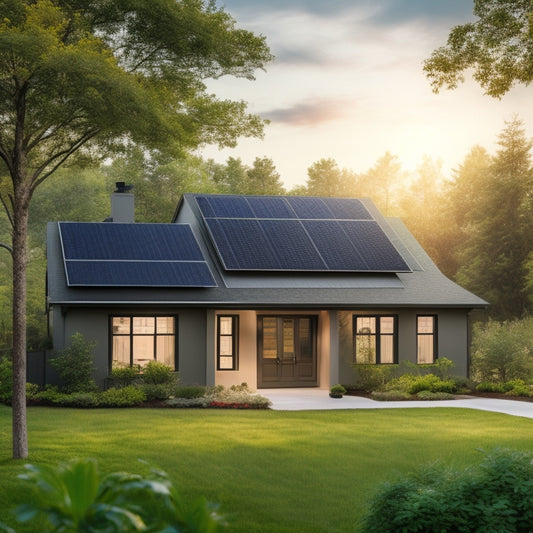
0;405;532;532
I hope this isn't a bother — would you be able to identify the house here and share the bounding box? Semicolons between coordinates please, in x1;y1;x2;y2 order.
46;188;487;389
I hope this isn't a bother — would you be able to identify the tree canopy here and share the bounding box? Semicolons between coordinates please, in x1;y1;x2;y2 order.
424;0;533;97
0;0;272;459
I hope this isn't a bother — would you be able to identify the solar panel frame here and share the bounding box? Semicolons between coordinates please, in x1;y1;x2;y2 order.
194;194;412;273
59;222;217;287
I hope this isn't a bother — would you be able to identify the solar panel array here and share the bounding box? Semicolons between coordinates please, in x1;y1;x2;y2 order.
195;195;411;272
59;222;217;287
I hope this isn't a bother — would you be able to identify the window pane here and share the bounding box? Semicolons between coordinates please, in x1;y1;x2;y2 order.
112;337;130;365
380;316;394;334
156;336;174;367
418;316;434;334
380;335;394;363
156;317;174;334
418;336;434;364
219;336;233;356
357;316;376;334
133;317;155;334
219;316;233;335
282;319;294;359
133;336;154;366
299;318;313;359
112;317;130;334
219;356;234;370
356;335;376;363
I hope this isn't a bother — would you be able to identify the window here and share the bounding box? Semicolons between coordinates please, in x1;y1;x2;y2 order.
353;315;397;364
111;316;176;369
217;315;239;370
417;315;437;364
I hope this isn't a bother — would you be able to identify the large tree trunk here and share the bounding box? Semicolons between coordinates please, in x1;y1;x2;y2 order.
11;187;29;459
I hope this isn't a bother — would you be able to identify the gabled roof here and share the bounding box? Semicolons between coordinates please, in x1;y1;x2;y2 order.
46;194;488;309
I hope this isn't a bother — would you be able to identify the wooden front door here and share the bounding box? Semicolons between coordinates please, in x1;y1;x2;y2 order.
258;315;318;388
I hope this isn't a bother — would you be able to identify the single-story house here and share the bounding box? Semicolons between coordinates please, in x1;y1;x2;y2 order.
46;188;487;389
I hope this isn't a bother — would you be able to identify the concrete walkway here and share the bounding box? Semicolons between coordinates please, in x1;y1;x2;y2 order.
262;388;533;419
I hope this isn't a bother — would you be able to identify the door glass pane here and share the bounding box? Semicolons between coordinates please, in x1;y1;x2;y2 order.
133;336;154;366
156;336;174;367
112;317;130;334
262;317;278;358
133;317;155;334
282;319;294;359
299;318;313;359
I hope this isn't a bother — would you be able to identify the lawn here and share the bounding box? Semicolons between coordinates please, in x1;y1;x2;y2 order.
0;405;532;532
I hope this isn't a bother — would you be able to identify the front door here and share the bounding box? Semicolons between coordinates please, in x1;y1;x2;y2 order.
258;315;318;388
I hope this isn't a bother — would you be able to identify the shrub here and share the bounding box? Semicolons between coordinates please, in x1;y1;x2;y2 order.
13;458;226;532
476;381;505;393
370;390;412;401
99;386;146;407
174;385;207;399
54;392;99;408
142;383;174;401
386;374;456;395
471;319;533;383
357;449;533;533
415;390;454;401
50;333;97;393
34;386;64;405
351;364;395;392
0;356;12;404
141;361;176;385
330;384;347;397
108;363;141;388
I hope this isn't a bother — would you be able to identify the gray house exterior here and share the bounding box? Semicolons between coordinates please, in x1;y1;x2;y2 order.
46;192;487;389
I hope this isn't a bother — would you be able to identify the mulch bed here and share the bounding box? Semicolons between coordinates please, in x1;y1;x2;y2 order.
346;390;533;403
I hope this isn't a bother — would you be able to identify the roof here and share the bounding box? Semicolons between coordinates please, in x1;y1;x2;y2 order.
46;194;488;309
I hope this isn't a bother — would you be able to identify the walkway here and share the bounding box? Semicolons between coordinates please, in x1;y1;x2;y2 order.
262;388;533;419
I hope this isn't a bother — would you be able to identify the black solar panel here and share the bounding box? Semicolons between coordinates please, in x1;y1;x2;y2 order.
59;222;217;287
194;194;411;273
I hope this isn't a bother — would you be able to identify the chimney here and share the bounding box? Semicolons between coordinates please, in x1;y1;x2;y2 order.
111;182;134;223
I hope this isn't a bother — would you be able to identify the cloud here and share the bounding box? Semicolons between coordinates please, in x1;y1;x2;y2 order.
263;98;352;126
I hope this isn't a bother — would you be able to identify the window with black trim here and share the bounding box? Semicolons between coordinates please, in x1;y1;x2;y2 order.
111;316;176;369
217;315;239;370
417;315;437;364
353;315;397;364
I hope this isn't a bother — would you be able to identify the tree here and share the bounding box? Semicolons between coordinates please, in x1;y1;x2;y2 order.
424;0;533;97
455;118;533;319
305;158;342;196
246;156;285;195
0;0;271;458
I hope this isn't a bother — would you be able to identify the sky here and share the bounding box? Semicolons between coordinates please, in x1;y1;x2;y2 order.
200;0;533;189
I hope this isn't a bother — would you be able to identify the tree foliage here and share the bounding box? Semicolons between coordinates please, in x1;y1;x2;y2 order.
0;0;271;459
424;0;533;97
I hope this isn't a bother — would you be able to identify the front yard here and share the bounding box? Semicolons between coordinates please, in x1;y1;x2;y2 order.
0;405;532;532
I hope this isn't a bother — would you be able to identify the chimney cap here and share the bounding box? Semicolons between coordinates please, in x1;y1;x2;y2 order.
115;182;134;193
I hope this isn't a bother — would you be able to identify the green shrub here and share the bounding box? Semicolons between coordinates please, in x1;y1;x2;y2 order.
0;356;12;403
370;390;412;401
99;386;146;407
476;381;505;393
416;390;454;401
386;374;456;395
13;458;226;532
34;386;65;405
471;319;533;383
351;364;395;392
174;385;207;399
142;383;174;401
54;392;99;408
358;449;533;533
141;361;176;385
330;384;347;397
26;382;40;399
50;333;97;393
108;363;141;388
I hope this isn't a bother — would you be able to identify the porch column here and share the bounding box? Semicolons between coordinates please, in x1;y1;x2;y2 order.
205;309;216;386
329;310;339;386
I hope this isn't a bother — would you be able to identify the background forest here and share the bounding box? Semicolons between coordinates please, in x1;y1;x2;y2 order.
1;116;531;354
